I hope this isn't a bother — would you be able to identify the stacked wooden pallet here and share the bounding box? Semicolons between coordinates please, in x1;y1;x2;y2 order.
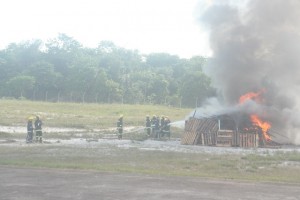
182;117;278;148
239;132;259;147
216;130;233;147
181;118;202;145
198;119;218;145
181;117;218;145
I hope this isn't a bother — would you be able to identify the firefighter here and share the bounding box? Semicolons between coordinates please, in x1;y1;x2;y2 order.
26;117;34;143
150;115;157;136
117;115;123;140
163;116;171;139
160;115;165;137
34;116;43;143
145;115;151;136
155;116;160;138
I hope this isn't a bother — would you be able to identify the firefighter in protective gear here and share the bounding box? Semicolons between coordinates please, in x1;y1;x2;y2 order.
163;116;171;139
145;115;151;136
34;116;43;143
150;115;157;136
117;115;123;140
155;116;160;138
160;116;165;137
26;117;34;143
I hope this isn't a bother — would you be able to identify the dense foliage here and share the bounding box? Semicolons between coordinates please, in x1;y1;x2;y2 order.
0;34;215;107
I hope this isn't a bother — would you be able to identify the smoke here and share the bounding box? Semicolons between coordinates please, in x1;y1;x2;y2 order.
197;0;300;144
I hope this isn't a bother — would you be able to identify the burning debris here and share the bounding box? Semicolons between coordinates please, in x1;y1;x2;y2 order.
194;0;300;144
182;90;289;148
239;90;271;141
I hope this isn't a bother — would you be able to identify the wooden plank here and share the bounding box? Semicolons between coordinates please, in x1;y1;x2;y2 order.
182;118;202;145
216;130;233;147
181;131;197;145
203;119;218;146
238;132;259;148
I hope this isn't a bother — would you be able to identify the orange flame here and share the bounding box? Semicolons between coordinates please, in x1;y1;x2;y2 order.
239;89;271;141
250;115;271;141
239;89;265;104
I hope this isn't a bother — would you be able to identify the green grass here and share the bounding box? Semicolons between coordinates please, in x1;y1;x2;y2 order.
1;99;300;184
0;99;191;129
0;144;299;183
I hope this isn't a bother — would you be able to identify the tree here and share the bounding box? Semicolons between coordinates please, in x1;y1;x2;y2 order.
180;71;215;107
146;53;180;68
104;79;122;103
6;75;35;98
0;34;217;107
45;33;82;76
25;61;62;100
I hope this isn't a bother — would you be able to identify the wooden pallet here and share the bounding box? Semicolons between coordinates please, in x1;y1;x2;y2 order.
181;118;204;145
216;130;233;147
181;131;198;145
182;117;273;148
239;132;259;147
182;117;218;145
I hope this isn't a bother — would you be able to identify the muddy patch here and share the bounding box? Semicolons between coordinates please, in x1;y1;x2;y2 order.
1;137;299;156
0;139;17;144
1;125;300;155
0;125;87;134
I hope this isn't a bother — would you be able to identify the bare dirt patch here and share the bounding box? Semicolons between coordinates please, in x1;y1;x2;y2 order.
0;166;299;200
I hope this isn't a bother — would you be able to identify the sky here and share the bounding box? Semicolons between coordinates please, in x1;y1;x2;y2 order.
0;0;212;58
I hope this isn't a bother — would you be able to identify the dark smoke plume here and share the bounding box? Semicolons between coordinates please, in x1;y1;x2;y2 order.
198;0;300;143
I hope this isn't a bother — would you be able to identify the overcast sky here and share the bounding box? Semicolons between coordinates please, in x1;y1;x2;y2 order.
0;0;212;58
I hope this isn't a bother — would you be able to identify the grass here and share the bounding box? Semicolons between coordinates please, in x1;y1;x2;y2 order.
0;99;191;129
0;144;299;183
0;99;300;184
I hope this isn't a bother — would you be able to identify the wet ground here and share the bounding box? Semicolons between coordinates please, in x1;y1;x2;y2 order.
1;136;300;156
1;124;299;156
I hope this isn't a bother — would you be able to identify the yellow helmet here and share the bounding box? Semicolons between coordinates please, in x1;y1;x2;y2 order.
28;116;35;121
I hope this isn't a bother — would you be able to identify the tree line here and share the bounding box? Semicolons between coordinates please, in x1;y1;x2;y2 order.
0;33;216;107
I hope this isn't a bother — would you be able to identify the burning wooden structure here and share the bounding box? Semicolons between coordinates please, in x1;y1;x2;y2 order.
182;113;280;148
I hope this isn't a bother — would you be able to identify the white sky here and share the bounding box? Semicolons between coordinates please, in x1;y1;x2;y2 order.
0;0;212;58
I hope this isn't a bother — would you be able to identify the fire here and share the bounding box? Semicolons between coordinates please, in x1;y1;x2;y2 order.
239;89;265;104
250;115;271;141
239;89;271;141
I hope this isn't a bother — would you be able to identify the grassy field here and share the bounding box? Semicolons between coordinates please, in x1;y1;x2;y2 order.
0;143;299;183
0;99;191;128
0;99;300;184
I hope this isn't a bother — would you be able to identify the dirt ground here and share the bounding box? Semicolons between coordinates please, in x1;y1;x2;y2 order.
1;124;300;199
0;166;299;200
